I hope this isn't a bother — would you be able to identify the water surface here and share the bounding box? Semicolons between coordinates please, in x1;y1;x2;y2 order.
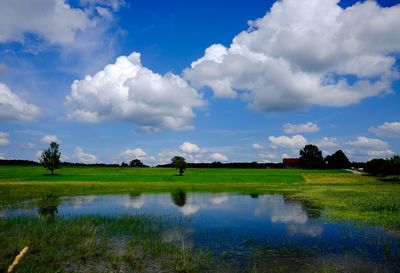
2;192;399;272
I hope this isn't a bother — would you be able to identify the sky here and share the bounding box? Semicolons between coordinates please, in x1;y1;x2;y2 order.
0;0;399;165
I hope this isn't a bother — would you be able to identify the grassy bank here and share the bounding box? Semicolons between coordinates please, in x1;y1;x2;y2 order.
1;166;399;230
0;215;212;273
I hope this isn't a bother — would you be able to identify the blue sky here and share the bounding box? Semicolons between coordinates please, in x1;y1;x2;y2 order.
0;0;399;165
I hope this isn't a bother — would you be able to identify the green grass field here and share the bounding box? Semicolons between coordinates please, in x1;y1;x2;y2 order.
1;165;399;230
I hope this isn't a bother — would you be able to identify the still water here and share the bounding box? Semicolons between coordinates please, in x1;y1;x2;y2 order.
2;192;400;272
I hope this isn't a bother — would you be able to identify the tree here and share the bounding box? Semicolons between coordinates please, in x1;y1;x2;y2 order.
325;150;351;169
40;141;61;175
299;144;324;169
130;159;144;167
171;156;187;176
364;158;387;177
386;155;400;181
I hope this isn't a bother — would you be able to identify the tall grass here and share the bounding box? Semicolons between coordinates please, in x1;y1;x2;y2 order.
0;215;209;273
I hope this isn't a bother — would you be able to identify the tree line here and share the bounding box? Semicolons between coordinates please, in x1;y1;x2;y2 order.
364;155;400;180
299;144;351;169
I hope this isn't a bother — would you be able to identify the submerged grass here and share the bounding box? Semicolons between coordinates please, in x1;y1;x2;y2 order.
2;215;396;273
0;215;211;273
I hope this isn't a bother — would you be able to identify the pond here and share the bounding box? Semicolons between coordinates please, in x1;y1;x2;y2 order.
2;191;400;272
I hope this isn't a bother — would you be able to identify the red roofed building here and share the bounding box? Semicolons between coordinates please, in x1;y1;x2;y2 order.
282;158;302;168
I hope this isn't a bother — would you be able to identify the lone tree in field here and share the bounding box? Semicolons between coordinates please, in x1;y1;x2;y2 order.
325;150;351;169
130;159;145;167
299;144;324;169
40;141;61;175
171;156;187;176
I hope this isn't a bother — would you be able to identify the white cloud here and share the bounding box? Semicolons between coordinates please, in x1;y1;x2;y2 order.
67;52;204;130
0;132;10;146
210;152;229;162
0;83;40;121
79;0;124;11
0;0;94;44
317;137;339;155
258;152;278;161
317;137;339;149
74;147;97;164
369;122;400;138
179;142;201;154
119;148;149;160
268;135;308;150
347;136;395;160
0;154;5;160
283;122;319;134
157;150;181;165
41;135;61;144
252;143;264;149
61;154;70;162
35;150;43;159
137;126;160;133
348;136;390;150
184;0;399;112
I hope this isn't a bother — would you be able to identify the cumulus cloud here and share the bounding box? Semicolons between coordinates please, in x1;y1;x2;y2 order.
258;152;279;162
74;147;97;164
0;0;94;44
0;83;40;121
67;52;204;130
118;148;155;163
35;150;43;159
0;132;10;146
119;148;147;159
184;0;399;112
317;137;339;149
252;143;264;149
179;142;202;154
369;122;400;138
79;0;124;11
41;135;61;144
210;152;229;162
348;136;390;150
137;126;160;133
268;135;308;150
283;122;319;134
347;136;394;160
